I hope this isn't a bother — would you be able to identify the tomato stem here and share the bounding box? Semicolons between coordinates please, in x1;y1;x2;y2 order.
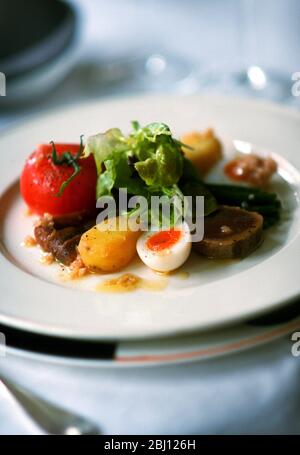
50;136;84;196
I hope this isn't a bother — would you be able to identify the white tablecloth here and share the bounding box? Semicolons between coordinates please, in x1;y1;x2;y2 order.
1;0;300;435
0;331;299;435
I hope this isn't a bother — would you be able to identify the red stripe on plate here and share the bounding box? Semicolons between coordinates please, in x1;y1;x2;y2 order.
117;319;300;363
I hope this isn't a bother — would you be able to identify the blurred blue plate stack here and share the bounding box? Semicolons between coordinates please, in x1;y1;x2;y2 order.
0;0;80;105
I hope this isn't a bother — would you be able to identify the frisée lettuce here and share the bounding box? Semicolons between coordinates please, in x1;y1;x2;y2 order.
84;121;218;217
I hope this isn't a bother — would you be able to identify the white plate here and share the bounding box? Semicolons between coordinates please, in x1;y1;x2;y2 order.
5;317;300;368
0;94;300;340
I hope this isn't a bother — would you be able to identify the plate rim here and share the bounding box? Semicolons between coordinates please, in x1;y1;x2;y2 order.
3;317;300;368
1;93;300;341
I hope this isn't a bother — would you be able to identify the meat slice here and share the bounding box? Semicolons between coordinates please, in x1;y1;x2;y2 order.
34;211;96;265
51;210;97;229
193;205;263;259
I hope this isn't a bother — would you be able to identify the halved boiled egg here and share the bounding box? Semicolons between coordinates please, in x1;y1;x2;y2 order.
136;222;191;272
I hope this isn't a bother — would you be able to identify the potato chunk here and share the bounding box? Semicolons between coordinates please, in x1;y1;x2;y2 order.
181;129;222;175
78;217;141;273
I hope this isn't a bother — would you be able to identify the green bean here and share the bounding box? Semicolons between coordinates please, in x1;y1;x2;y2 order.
248;207;280;217
263;216;280;229
206;184;280;207
204;183;281;229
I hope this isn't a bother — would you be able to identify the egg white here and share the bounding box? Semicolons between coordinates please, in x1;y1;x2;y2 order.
136;222;192;272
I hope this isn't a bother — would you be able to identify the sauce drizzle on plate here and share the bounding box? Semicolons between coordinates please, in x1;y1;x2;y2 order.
96;273;168;293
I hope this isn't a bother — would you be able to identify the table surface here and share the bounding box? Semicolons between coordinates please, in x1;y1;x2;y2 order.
0;0;300;435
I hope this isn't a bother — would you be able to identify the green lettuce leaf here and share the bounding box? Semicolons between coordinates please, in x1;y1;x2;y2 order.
84;121;217;218
129;122;183;186
134;143;183;186
179;157;218;216
84;128;126;174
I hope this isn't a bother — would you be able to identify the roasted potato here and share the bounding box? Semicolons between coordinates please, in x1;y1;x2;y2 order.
78;217;141;273
181;129;222;175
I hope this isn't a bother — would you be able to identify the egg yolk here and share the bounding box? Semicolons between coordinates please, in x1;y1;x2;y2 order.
146;229;182;252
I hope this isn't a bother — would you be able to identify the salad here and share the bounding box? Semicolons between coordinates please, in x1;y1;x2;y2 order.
20;121;281;287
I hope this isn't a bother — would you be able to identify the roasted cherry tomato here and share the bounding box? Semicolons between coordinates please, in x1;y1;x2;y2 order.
20;143;97;215
224;154;277;187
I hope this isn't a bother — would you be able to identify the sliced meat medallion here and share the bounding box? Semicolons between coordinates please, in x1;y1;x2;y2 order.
34;210;96;265
194;205;263;259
